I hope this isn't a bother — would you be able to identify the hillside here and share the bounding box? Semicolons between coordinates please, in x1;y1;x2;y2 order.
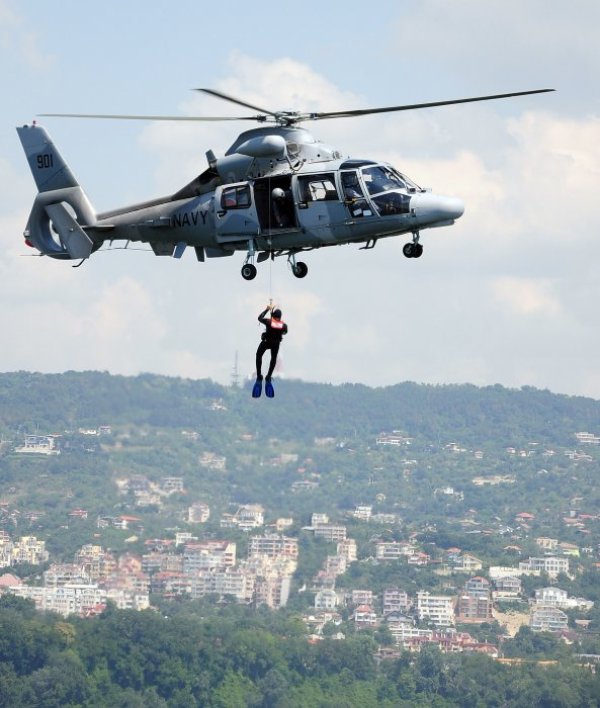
0;371;598;447
1;371;600;706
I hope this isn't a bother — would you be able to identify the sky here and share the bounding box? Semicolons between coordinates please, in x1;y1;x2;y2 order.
1;0;599;399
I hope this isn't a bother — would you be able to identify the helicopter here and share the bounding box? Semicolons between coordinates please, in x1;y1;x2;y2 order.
17;87;553;280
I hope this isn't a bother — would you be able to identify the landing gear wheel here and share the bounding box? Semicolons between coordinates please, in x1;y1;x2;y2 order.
403;243;414;258
241;263;257;280
292;261;308;278
412;243;423;258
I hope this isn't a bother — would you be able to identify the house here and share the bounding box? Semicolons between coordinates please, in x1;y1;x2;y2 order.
451;553;483;572
314;589;338;610
519;557;569;579
161;477;185;494
15;435;60;456
493;575;522;600
188;503;210;523
376;542;414;560
199;452;226;470
0;573;22;592
533;587;594;611
354;604;378;628
236;504;265;531
536;537;558;550
407;552;431;566
376;431;413;446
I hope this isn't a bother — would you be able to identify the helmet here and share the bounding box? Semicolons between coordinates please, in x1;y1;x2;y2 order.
272;308;282;319
272;188;286;200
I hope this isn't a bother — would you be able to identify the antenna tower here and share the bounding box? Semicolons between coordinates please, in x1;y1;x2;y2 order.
231;350;240;388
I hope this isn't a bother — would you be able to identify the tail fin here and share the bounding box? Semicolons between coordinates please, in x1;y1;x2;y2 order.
17;123;96;260
17;123;79;193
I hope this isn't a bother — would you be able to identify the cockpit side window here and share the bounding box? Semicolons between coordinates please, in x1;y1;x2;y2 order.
221;184;251;209
372;192;412;216
298;174;339;202
362;166;407;196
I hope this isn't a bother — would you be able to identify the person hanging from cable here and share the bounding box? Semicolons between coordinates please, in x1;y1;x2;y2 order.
253;303;287;398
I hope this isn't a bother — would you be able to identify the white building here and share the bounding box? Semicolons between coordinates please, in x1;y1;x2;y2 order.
533;587;594;611
375;542;414;560
313;524;347;542
188;502;210;523
248;535;298;564
15;435;60;455
235;504;265;531
4;536;50;566
353;505;372;521
183;541;236;573
416;592;456;627
519;557;569;579
530;606;569;632
315;589;339;610
9;583;107;617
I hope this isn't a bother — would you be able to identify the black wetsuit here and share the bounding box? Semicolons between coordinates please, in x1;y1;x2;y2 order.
256;308;288;380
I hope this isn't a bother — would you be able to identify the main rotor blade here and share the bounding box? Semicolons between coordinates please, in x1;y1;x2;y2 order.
310;89;555;120
195;88;278;117
38;112;260;121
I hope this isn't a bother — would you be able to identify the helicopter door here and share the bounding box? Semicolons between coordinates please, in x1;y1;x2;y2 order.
214;183;260;243
341;170;374;218
295;173;349;241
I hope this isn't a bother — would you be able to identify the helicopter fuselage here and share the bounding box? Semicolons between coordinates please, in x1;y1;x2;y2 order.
17;123;464;277
90;153;464;264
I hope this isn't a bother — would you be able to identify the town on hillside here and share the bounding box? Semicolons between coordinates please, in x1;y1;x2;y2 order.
1;415;599;664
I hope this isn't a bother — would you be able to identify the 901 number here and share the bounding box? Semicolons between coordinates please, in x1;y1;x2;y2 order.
36;154;54;169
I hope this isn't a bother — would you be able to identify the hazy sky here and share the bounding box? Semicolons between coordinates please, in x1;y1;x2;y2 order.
2;1;599;398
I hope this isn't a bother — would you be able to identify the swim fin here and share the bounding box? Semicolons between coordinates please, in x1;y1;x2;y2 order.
265;380;275;398
252;378;263;398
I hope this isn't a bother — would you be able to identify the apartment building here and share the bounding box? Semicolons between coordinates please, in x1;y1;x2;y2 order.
416;591;456;627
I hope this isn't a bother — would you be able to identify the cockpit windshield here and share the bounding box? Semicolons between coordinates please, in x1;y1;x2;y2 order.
361;165;407;195
361;165;421;194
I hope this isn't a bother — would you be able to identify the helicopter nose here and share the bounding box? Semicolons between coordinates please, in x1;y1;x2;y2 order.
412;193;465;223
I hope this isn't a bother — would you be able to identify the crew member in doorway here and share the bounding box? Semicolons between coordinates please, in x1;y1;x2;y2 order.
253;304;287;398
271;187;292;227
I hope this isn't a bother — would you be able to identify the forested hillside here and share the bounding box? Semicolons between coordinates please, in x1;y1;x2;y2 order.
1;596;599;707
0;371;598;446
